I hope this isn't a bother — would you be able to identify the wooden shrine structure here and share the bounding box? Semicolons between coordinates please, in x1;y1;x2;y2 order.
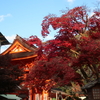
1;34;68;100
82;79;100;100
0;32;10;53
1;34;37;100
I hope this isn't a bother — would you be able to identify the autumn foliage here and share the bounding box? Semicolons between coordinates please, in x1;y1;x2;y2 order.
26;6;100;93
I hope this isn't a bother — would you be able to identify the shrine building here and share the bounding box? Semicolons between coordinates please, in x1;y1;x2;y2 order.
0;33;67;100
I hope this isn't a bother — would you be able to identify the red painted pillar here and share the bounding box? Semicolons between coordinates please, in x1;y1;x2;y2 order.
29;89;33;100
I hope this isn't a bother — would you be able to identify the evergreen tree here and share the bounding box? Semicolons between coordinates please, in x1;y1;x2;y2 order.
0;54;24;94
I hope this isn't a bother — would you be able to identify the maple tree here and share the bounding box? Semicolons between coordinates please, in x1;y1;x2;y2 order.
0;54;24;94
26;6;100;93
26;57;81;93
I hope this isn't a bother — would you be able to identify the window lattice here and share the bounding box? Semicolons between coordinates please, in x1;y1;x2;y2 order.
93;88;100;99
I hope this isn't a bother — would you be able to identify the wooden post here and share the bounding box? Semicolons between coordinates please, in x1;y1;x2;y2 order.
29;89;33;100
56;92;58;100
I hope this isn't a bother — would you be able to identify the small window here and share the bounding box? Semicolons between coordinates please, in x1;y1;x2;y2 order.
93;88;100;99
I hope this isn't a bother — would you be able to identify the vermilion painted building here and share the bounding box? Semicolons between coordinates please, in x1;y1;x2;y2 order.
1;34;67;100
1;34;37;100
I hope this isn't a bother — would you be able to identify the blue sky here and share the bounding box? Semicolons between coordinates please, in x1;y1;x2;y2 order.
0;0;99;52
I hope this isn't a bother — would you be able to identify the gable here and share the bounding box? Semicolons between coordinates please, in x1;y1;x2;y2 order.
9;41;31;54
1;35;37;61
10;45;26;53
2;40;33;55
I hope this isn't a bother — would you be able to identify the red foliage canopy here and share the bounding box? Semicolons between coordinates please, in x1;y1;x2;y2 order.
26;57;81;93
26;6;100;93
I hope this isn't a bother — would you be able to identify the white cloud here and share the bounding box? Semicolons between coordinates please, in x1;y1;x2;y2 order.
0;35;15;53
67;0;75;3
39;35;55;42
45;35;54;40
1;45;10;53
89;11;94;17
6;35;16;43
0;14;12;22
